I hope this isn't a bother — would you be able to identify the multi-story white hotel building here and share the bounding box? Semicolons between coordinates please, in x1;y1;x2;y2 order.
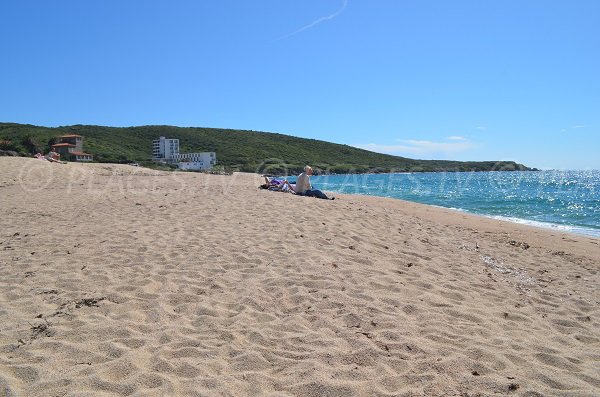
152;136;216;170
152;137;180;160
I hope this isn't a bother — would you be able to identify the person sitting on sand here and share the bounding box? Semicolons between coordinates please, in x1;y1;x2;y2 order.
45;150;62;163
295;166;334;200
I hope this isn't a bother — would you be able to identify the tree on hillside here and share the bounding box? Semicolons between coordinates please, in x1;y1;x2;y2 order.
22;136;44;154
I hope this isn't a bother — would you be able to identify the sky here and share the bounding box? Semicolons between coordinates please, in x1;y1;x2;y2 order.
1;0;598;170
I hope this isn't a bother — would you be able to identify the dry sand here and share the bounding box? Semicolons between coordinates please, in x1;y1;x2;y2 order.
0;157;599;397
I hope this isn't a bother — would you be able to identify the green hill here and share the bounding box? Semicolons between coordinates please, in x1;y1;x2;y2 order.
0;123;534;174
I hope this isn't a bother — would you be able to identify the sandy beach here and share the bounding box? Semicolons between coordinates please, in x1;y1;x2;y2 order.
1;157;599;396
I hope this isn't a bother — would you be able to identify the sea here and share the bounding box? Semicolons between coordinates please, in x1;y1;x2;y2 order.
310;170;600;238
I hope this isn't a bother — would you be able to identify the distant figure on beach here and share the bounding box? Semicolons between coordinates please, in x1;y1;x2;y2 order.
295;166;334;200
263;176;283;188
260;177;295;192
45;150;63;163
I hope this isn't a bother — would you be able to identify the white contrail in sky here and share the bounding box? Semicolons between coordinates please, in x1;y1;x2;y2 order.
279;0;348;40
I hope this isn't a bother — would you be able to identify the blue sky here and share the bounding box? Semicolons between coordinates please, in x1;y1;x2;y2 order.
1;0;598;169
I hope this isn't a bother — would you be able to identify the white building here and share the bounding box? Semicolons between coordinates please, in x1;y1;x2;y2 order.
172;152;216;170
152;136;216;171
152;136;180;160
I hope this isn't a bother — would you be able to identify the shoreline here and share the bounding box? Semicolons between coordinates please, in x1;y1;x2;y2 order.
328;191;600;251
311;171;600;239
382;198;599;239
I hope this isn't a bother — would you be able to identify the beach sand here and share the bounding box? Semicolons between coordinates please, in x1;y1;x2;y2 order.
1;157;599;397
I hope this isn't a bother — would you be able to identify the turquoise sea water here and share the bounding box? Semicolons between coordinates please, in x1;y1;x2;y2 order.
310;171;600;237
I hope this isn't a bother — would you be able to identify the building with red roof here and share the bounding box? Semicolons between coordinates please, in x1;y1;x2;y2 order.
51;135;93;161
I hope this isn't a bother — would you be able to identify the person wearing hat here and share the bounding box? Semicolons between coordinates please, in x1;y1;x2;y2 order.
295;165;334;200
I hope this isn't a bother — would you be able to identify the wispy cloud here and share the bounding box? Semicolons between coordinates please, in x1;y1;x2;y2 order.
354;137;476;157
475;126;487;130
561;125;585;132
278;0;348;40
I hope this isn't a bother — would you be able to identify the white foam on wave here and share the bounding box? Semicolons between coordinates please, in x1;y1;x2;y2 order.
486;215;600;238
428;205;600;238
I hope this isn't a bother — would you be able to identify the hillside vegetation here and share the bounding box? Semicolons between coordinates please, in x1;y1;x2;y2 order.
0;123;534;174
